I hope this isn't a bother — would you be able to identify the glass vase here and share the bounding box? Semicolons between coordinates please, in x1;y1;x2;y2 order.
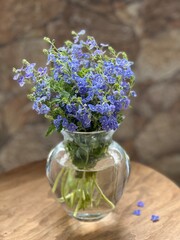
46;130;130;222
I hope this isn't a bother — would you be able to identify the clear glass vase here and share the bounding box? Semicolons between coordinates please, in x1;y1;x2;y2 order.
46;130;130;222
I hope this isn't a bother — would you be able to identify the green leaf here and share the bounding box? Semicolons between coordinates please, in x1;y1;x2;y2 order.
45;124;56;136
71;31;77;36
122;52;128;60
108;46;116;56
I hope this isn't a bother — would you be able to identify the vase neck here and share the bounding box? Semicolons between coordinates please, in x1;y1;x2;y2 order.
62;130;114;146
61;130;114;169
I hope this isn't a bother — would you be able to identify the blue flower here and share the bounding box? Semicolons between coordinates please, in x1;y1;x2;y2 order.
73;30;86;44
116;58;133;68
88;104;96;112
133;209;141;216
121;81;130;91
151;215;160;222
100;116;110;131
92;74;105;88
67;123;78;132
82;91;94;104
108;116;118;130
13;75;25;87
107;95;115;104
85;38;97;50
13;73;20;81
39;104;50;114
92;50;105;57
107;76;116;84
76;106;91;128
123;67;134;79
78;30;86;35
66;104;77;114
53;115;62;130
32;101;50;114
13;31;136;133
38;67;47;76
130;91;137;97
47;53;56;65
24;63;36;78
114;100;122;112
137;201;144;208
62;118;69;128
121;97;130;109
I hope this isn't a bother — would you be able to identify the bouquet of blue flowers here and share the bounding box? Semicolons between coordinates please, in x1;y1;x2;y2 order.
13;30;136;134
13;30;136;219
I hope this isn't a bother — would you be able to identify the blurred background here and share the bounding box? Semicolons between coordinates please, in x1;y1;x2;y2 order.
0;0;179;184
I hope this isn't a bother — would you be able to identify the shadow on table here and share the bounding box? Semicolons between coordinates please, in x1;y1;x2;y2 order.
56;212;133;240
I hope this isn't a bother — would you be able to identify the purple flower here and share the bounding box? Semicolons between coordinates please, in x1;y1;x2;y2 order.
13;31;136;133
47;53;55;65
92;74;105;88
53;115;62;130
121;97;130;109
130;91;137;97
85;38;97;50
151;215;160;222
100;116;110;131
66;104;77;114
13;73;20;81
67;123;78;132
13;75;25;87
107;76;116;84
38;67;47;76
62;118;69;128
78;29;86;35
39;104;50;114
120;90;125;96
32;102;50;114
137;201;144;208
121;81;130;91
108;116;118;130
88;104;96;112
124;67;134;79
82;91;94;103
133;209;141;216
107;95;115;104
92;50;105;56
24;63;36;78
114;100;122;112
116;58;133;68
76;106;91;128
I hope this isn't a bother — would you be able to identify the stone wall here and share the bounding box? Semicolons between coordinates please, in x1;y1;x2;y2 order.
0;0;180;183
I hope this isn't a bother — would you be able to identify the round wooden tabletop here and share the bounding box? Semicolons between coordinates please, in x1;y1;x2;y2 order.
0;160;179;240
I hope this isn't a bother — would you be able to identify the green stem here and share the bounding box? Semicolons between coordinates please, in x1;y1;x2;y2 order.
61;170;69;205
94;179;115;209
53;167;115;217
52;168;65;193
73;190;82;217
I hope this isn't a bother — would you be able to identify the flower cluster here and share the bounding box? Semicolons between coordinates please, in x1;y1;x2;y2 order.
13;30;136;134
132;201;160;222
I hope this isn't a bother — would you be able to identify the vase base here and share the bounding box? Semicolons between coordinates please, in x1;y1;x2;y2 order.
69;212;109;222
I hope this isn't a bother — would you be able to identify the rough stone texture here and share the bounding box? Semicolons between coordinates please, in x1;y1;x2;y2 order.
136;30;180;82
0;0;66;45
0;124;61;173
135;113;180;164
0;0;180;184
141;0;180;37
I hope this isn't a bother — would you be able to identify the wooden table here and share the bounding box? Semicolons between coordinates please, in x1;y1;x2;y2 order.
0;161;179;240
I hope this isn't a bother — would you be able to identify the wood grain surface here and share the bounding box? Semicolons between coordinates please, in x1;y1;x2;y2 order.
0;160;179;240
